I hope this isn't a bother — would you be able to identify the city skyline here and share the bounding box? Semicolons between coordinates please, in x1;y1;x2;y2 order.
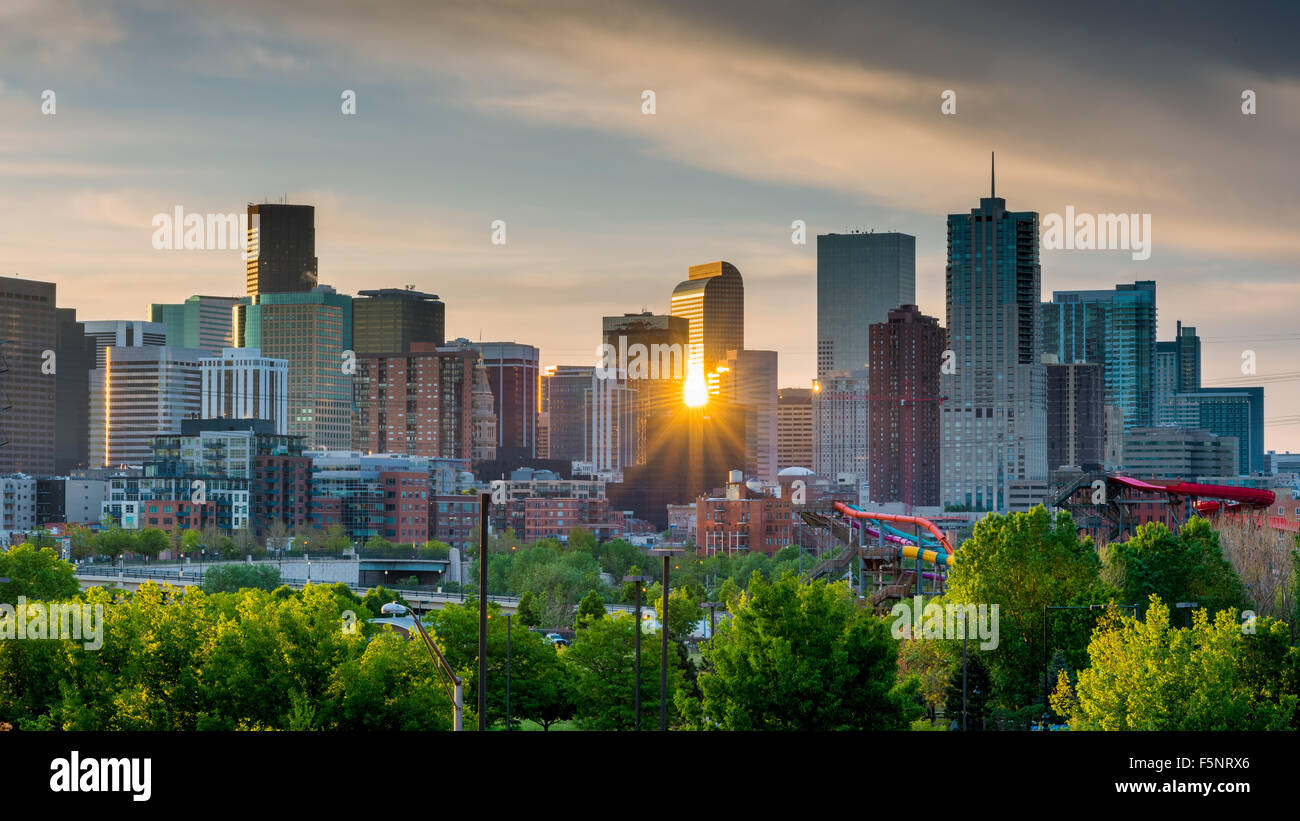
2;1;1297;449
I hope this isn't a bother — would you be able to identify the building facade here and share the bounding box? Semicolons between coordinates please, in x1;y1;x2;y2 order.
669;261;744;378
816;231;916;377
1046;361;1105;470
776;388;813;471
354;343;476;460
245;203;318;297
200;347;289;434
352;288;445;355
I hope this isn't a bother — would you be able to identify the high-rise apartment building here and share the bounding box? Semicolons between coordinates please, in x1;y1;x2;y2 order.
234;285;353;450
816;232;916;377
1169;387;1264;475
469;341;539;461
149;295;247;356
200;347;289;434
245;203;318;296
1045;361;1105;470
669;261;744;378
940;164;1047;511
542;365;593;462
718;349;778;483
352;288;446;355
1175;321;1201;393
354;343;476;460
867;305;945;507
1152;340;1178;426
95;346;205;467
0;277;60;475
1040;280;1156;429
776;388;813;471
813;370;870;487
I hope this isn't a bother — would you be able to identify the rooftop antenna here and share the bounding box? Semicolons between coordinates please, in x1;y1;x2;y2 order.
991;151;996;198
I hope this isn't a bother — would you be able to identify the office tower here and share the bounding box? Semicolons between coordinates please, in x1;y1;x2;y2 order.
0;277;58;475
602;312;690;465
352;288;446;354
200;347;289;434
1045;362;1105;470
777;388;813;471
471;358;497;462
1175;321;1201;392
867;305;945;507
54;307;93;474
669;261;744;377
354;343;476;460
1040;280;1157;429
244;203;318;296
812;370;869;487
1170;387;1264;474
718;349;778;483
1152;341;1178;426
149;295;247;356
234;286;353;450
469;341;539;461
816;232;916;377
1121;426;1238;480
95;346;205;467
542;365;593;462
1104;405;1125;466
940;160;1047;512
83;320;168;369
585;370;637;475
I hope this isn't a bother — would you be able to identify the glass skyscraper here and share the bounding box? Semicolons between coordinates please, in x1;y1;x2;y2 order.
940;168;1046;512
816;232;915;377
1040;280;1157;429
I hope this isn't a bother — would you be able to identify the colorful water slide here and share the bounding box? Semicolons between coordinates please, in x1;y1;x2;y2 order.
1109;476;1275;510
832;502;956;562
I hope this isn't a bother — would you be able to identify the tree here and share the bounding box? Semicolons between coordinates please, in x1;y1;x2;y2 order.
0;544;79;604
576;590;607;627
515;591;542;628
655;586;703;644
96;526;135;562
180;529;202;557
266;519;289;556
685;573;920;730
897;638;955;724
564;612;682;730
201;564;283;594
1104;518;1248;618
134;529;170;560
67;525;98;562
944;506;1109;710
1052;597;1298;730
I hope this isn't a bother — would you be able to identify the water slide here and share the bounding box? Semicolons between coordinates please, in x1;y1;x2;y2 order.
832;502;956;566
1108;476;1275;516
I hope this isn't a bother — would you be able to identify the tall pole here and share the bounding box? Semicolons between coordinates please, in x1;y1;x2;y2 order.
478;491;489;731
634;582;642;730
961;612;968;731
660;552;670;732
506;614;512;731
1041;604;1049;718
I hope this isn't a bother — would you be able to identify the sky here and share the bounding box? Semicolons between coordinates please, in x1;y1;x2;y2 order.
2;0;1298;447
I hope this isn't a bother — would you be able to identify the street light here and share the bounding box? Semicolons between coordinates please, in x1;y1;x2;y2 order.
378;601;463;731
648;547;684;731
623;574;652;730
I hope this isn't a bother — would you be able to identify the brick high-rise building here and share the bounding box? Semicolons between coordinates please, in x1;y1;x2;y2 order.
1046;361;1105;470
777;388;813;471
867;305;945;508
352;288;445;355
355;343;476;460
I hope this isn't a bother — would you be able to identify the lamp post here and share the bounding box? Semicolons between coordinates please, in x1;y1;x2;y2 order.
506;614;512;731
477;491;490;732
378;602;463;730
623;574;651;730
701;601;723;645
648;547;684;731
959;610;968;731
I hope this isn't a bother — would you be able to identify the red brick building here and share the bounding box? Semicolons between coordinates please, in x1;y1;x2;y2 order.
695;473;791;556
355;343;476;459
523;497;625;543
252;454;312;537
381;471;430;544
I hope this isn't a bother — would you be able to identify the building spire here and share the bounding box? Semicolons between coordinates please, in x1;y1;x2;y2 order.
990;151;996;198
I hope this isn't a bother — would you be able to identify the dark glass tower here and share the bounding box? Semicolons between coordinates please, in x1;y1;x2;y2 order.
245;204;318;296
352;288;446;354
817;231;916;377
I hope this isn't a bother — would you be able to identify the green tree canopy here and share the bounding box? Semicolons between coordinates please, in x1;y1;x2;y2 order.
0;544;79;604
1103;518;1247;617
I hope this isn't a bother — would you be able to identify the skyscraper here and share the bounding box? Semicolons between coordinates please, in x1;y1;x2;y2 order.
354;343;476;460
149;295;247;356
812;370;870;488
54;307;94;474
940;159;1047;512
1152;340;1178;426
95;346;205;467
817;232;916;377
1175;321;1201;393
602;312;689;466
84;320;167;369
352;288;446;355
245;203;318;297
1045;361;1105;470
540;365;592;462
0;277;58;475
867;305;945;507
718;348;778;483
234;286;353;450
1170;387;1264;475
776;388;813;471
469;341;539;461
200;348;289;434
1040;280;1156;429
669;261;744;378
